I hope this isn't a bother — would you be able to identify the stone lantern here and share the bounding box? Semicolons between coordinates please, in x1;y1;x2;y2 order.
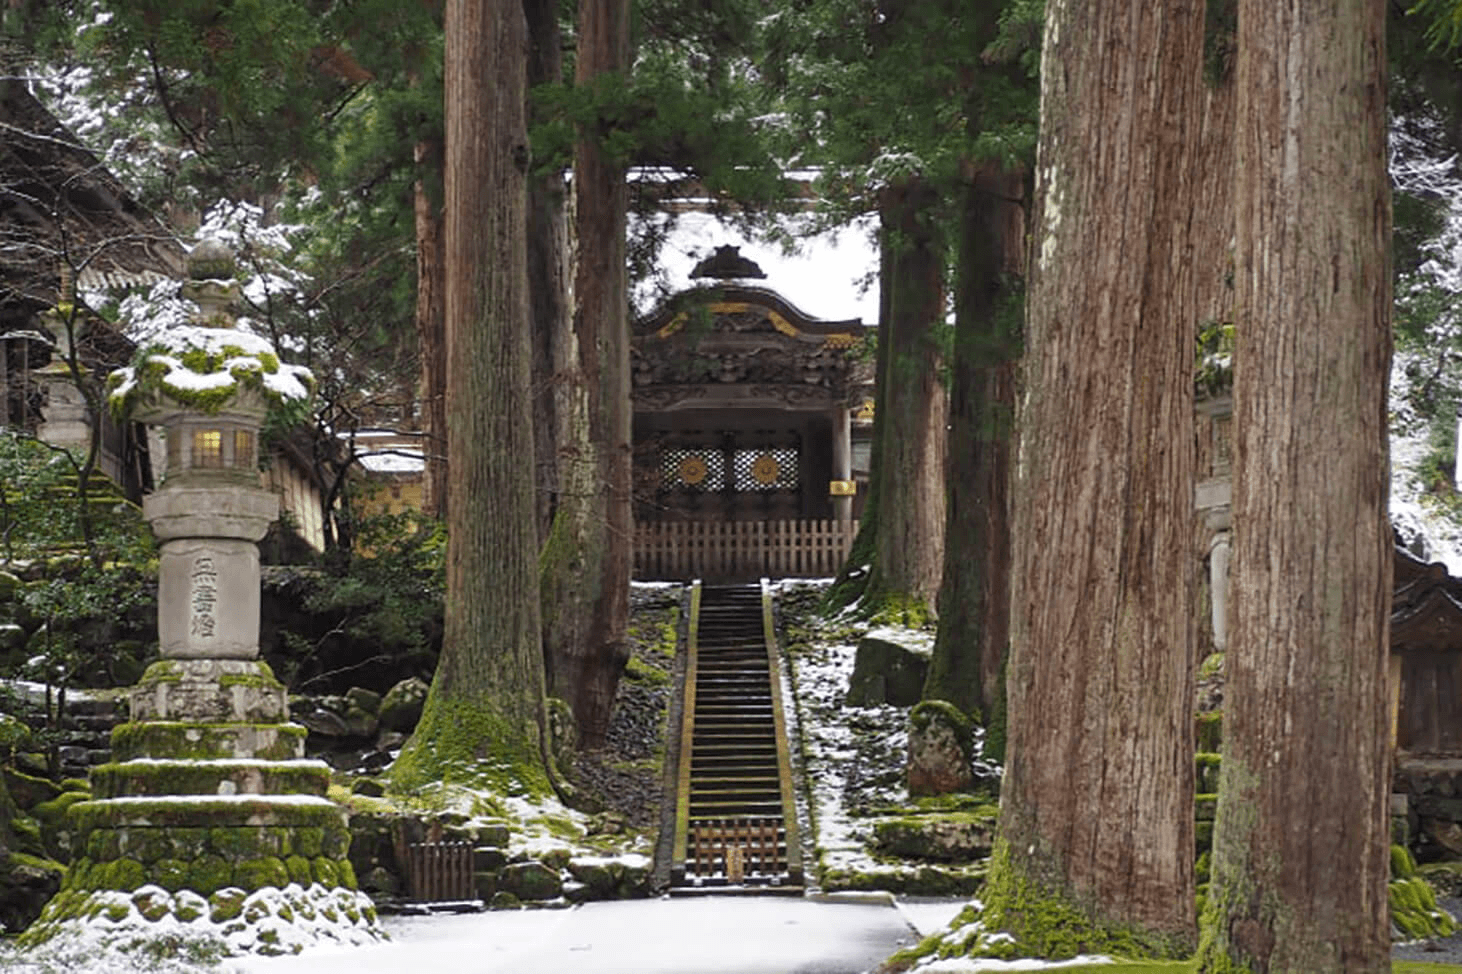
21;241;381;955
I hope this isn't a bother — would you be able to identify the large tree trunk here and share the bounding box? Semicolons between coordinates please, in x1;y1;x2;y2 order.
413;141;448;519
825;233;895;612
392;0;547;793
525;0;569;545
862;178;948;621
924;162;1023;720
981;0;1205;955
1197;1;1392;971
540;0;632;747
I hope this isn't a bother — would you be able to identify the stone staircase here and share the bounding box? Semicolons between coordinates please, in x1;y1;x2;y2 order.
672;582;802;892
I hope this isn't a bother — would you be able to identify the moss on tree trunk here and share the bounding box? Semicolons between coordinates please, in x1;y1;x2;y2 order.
985;0;1206;955
392;0;548;795
1197;0;1392;970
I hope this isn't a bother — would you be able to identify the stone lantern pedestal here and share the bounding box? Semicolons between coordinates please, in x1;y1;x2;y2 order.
21;242;379;956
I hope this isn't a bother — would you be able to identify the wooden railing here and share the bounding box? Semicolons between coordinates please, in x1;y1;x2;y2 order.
634;519;858;581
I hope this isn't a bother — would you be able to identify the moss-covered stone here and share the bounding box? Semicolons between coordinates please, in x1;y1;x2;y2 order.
108;857;146;892
90;759;329;800
311;856;339;887
5;767;61;808
209;887;247;922
500;861;562;901
153;857;189;892
187;853;234;894
9;814;45;858
338;858;358;890
234;856;289;891
1195;712;1223;753
85;828;122;861
1392;843;1417;879
174;890;207;922
285;854;312;886
1195;752;1222;793
295;826;325;858
1390;874;1457;940
489;890;521;910
71;798;344;836
133;886;172;922
870;810;996;862
110;721;306;762
322;825;350;859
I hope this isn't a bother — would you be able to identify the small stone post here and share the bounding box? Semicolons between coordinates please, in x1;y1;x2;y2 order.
22;241;380;956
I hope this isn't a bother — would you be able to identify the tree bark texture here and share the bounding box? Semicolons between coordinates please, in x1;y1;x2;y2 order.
395;0;545;790
413;139;448;519
926;163;1023;720
1198;1;1392;971
985;0;1205;954
525;0;569;545
540;0;632;747
865;179;948;618
826;233;895;611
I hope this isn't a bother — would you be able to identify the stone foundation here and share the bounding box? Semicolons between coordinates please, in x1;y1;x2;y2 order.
22;661;382;954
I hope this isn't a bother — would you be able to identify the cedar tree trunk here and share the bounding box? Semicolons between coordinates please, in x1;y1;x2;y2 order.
526;0;569;544
392;0;547;793
863;177;948;620
925;162;1023;720
413;139;448;519
540;0;633;747
981;0;1205;955
1197;0;1393;971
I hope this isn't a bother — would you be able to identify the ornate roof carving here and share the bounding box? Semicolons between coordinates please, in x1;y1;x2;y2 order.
632;285;870;411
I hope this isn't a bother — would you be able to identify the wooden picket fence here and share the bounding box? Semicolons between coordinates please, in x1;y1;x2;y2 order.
634;519;858;582
688;817;784;881
404;841;474;903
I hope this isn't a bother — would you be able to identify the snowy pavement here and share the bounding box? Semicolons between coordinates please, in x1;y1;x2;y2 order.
227;895;965;974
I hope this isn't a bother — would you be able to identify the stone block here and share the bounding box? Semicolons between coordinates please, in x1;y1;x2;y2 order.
154;536;266;660
90;757;330;800
870;814;995;863
129;659;288;722
846;633;928;707
907;702;974;796
499;861;562;901
110;720;306;762
378;677;428;732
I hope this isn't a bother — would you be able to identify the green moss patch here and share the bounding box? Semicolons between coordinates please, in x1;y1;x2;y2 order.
90;759;329;800
110;721;306;761
975;839;1192;961
387;693;550;798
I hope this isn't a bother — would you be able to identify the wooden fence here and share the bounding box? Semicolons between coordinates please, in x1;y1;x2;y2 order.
634;519;858;582
404;841;475;903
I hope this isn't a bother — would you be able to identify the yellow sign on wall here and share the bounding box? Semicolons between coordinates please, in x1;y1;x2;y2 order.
829;480;857;497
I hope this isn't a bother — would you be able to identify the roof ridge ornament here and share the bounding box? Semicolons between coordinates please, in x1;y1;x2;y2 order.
690;244;766;280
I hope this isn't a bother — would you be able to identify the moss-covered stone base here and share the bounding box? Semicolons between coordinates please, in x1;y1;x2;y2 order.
110;721;306;762
19;882;382;956
91;758;330;799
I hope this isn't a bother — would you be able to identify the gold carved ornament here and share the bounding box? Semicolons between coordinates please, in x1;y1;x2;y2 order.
678;455;709;485
751;454;781;485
